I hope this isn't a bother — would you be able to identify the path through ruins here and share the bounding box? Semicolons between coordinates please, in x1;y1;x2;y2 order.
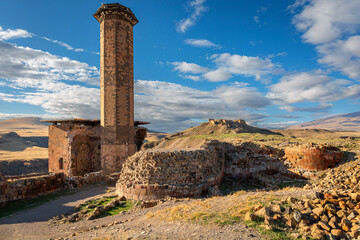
0;184;111;225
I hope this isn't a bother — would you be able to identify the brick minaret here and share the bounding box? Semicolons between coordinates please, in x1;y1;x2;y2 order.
94;3;138;173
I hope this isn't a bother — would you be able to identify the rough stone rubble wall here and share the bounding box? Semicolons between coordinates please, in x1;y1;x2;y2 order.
224;142;285;178
116;142;225;201
284;145;343;170
0;172;65;206
116;140;290;200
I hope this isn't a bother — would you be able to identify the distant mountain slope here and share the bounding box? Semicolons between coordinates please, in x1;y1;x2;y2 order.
288;112;360;132
0;117;49;136
142;119;280;150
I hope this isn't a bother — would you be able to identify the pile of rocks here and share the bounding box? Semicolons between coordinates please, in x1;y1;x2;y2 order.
314;158;360;192
247;191;360;239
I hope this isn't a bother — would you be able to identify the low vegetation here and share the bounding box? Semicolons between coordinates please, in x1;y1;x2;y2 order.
147;190;303;240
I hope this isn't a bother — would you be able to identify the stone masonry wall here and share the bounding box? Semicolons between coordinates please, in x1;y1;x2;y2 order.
48;124;101;176
98;6;137;174
116;142;224;201
284;144;343;170
0;172;65;206
224;141;285;178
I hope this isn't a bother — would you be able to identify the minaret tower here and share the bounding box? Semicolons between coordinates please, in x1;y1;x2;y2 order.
94;3;138;173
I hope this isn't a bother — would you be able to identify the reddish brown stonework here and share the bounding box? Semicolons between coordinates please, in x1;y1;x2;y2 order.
94;3;139;173
285;144;343;170
47;120;101;176
45;119;148;177
0;173;65;206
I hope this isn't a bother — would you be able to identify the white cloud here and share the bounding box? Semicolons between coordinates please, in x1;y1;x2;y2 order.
0;40;100;119
135;80;270;132
182;75;201;81
41;37;85;52
0;26;32;40
261;121;299;128
177;0;208;33
212;53;279;81
171;61;208;74
317;35;360;79
0;113;43;120
0;40;271;132
292;0;360;44
268;72;360;105
215;86;270;108
202;69;232;82
279;103;333;113
171;53;280;83
253;16;260;24
0;25;87;53
185;39;221;49
291;0;360;80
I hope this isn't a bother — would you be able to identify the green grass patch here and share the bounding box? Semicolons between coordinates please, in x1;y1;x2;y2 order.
99;200;137;218
0;189;77;219
76;196;138;219
245;219;293;240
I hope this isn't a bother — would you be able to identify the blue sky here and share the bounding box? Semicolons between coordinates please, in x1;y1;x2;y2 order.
0;0;359;133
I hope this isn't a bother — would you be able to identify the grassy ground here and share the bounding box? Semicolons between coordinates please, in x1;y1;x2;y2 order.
75;195;138;218
177;132;360;152
146;189;307;240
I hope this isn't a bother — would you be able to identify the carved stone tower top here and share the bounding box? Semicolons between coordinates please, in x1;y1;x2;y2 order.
94;3;138;25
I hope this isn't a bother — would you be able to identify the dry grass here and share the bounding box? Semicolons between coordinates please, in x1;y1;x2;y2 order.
0;146;48;161
147;190;288;225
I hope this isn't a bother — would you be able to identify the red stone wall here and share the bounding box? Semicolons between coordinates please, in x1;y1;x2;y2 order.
48;124;101;176
0;173;65;206
48;125;70;175
285;145;343;170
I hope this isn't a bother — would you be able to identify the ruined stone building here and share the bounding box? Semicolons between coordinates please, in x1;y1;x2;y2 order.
46;3;148;176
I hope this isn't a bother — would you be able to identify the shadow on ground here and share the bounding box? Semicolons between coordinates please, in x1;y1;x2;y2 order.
0;184;112;224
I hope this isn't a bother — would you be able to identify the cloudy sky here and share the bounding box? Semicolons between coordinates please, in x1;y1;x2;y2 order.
0;0;359;133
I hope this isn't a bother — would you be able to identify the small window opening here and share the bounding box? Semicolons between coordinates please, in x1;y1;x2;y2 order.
59;158;64;169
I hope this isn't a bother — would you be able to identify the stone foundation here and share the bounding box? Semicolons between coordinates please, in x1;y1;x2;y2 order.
116;142;224;200
0;172;65;206
284;144;343;170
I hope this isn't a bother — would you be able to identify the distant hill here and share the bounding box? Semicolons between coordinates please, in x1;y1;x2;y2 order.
0;117;49;136
142;119;280;150
288;112;360;132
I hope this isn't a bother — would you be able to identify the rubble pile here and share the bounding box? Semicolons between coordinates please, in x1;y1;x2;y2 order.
247;190;360;239
314;158;360;192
